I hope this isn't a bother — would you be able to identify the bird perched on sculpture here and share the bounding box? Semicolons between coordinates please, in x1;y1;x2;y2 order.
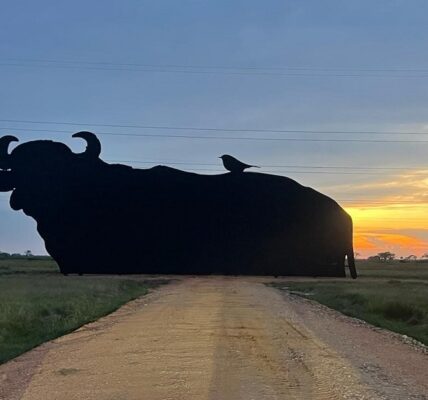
219;154;260;173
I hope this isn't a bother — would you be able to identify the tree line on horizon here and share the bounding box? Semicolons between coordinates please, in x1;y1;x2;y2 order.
1;250;427;264
0;251;52;260
363;251;428;263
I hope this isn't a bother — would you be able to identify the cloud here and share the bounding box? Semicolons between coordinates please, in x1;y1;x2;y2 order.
333;168;428;256
326;168;428;201
354;230;428;257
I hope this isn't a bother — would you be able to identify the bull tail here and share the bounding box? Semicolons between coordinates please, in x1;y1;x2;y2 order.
347;213;357;279
347;248;357;279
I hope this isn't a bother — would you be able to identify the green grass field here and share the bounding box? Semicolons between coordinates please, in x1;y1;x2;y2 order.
270;260;428;346
0;258;169;364
2;258;427;366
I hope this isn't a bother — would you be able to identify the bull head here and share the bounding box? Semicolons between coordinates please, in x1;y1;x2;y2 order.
0;135;18;191
0;131;102;195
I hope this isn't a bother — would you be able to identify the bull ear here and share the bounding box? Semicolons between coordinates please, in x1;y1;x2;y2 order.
72;131;101;159
0;135;18;170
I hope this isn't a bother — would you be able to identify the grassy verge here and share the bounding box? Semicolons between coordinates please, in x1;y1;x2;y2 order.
354;260;428;280
270;261;428;346
0;259;169;364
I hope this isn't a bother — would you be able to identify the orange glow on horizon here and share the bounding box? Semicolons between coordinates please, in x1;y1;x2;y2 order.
344;202;428;258
330;168;428;257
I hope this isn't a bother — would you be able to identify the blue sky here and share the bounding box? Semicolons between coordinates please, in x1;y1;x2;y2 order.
1;0;428;255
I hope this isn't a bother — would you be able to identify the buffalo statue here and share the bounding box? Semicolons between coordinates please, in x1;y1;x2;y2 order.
0;132;357;278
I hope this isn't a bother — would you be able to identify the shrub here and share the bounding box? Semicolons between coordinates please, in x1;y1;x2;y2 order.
374;301;424;325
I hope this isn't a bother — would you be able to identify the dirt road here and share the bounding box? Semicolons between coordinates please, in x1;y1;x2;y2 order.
1;277;427;399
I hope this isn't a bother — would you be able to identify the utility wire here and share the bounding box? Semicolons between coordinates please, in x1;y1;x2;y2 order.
112;166;388;175
0;191;425;205
5;58;428;72
108;159;426;171
105;161;409;176
2;60;428;78
2;130;426;169
1;126;428;144
1;118;427;136
1;63;428;79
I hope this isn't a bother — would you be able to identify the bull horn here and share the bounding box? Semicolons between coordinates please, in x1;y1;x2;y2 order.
72;131;101;159
0;135;18;170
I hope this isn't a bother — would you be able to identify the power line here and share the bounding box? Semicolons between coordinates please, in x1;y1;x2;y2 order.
109;159;426;171
0;152;423;175
1;151;425;174
112;165;387;175
337;198;428;203
105;160;408;175
1;126;428;144
2;62;428;79
0;194;421;202
0;193;425;206
339;201;428;205
1;125;427;171
2;59;428;78
1;118;427;136
5;58;428;73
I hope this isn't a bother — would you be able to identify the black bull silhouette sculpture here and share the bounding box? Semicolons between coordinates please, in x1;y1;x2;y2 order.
0;132;357;278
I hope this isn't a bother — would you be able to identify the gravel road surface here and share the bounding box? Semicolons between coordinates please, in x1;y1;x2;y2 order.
1;277;427;399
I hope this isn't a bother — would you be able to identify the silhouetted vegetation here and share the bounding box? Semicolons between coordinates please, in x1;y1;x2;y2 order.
0;251;52;260
367;251;396;262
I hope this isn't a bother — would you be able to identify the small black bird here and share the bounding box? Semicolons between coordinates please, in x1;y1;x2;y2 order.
219;154;260;173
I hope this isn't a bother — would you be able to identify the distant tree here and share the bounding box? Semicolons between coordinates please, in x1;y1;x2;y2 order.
422;253;428;259
367;255;381;262
354;252;361;259
377;252;395;262
24;250;33;257
405;255;417;261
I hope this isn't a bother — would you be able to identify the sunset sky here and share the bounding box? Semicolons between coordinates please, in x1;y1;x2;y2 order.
342;169;428;257
1;1;428;258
